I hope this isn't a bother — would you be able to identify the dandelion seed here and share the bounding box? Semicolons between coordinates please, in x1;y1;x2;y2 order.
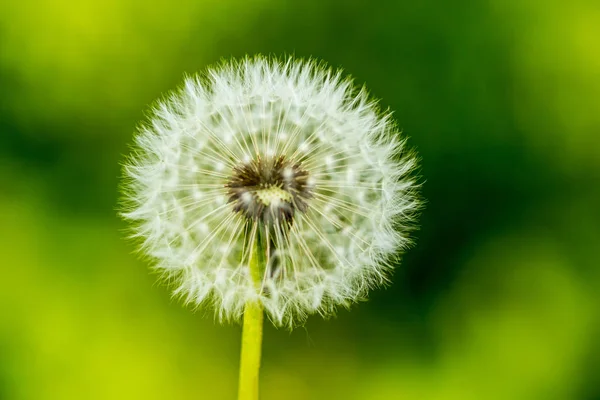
121;56;420;328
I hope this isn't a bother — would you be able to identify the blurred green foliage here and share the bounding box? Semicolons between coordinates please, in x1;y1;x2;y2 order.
1;0;599;399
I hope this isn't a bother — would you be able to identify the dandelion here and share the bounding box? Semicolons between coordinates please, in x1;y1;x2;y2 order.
121;56;419;400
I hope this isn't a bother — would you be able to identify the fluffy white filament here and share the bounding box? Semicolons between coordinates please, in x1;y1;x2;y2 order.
121;56;420;327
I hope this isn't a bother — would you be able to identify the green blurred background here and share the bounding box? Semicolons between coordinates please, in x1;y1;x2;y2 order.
1;0;599;399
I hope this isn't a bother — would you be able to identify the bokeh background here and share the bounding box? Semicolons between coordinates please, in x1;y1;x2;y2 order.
1;0;599;399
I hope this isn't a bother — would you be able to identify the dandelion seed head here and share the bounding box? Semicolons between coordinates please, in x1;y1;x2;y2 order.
121;55;420;327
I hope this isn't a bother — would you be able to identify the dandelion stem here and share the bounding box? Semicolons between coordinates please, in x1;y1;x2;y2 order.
238;236;264;400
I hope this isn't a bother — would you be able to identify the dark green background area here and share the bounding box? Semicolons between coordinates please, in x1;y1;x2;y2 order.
1;0;599;399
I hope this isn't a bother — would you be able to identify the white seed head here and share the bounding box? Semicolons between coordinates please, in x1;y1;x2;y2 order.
121;56;420;327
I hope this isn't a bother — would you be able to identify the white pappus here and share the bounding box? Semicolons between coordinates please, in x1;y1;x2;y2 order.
121;56;420;327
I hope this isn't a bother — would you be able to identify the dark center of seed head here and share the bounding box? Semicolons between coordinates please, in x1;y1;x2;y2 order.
225;155;313;225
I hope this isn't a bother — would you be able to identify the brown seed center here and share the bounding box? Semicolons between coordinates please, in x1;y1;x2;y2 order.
225;155;313;224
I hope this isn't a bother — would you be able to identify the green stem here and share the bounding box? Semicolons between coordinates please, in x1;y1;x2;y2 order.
237;236;264;400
